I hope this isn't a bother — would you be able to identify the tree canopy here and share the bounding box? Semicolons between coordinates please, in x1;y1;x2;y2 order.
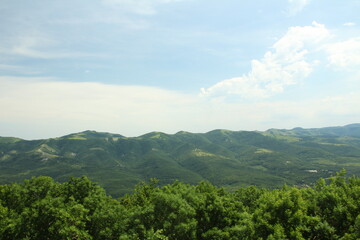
0;172;359;239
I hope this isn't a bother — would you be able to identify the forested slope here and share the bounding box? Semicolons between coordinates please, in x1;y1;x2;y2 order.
0;124;360;196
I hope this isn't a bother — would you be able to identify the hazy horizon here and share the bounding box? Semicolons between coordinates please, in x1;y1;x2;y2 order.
2;123;359;141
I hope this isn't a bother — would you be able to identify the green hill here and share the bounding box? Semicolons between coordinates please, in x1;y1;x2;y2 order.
1;124;360;196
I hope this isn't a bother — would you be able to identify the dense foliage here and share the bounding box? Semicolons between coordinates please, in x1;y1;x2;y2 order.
0;172;360;239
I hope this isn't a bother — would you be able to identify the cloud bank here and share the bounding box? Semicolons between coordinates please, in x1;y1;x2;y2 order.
0;77;359;139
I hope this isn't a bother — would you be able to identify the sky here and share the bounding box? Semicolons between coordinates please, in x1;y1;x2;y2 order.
0;0;359;139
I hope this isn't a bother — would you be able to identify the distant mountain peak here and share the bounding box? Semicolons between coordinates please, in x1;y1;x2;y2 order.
61;130;124;140
265;123;360;137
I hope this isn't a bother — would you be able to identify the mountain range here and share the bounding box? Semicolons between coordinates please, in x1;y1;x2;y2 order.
1;123;360;197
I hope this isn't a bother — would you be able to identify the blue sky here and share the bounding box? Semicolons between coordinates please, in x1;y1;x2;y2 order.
0;0;359;139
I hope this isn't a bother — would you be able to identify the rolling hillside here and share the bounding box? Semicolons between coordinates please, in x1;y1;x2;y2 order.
1;124;360;196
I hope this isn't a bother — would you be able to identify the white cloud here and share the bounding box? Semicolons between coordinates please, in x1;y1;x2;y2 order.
0;77;358;139
287;0;310;16
343;22;356;27
325;38;360;69
200;22;330;99
0;34;106;60
10;35;103;59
